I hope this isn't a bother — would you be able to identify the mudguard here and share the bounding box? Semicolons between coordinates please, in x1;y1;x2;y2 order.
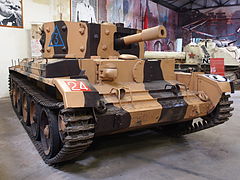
53;78;100;108
176;72;234;110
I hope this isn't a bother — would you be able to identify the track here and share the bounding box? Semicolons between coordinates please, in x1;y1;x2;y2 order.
9;73;95;165
162;94;234;136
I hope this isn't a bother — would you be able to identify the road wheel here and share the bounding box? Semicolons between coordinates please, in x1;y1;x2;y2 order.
40;107;61;158
12;84;20;108
58;113;67;143
22;92;30;125
13;86;22;116
30;99;40;140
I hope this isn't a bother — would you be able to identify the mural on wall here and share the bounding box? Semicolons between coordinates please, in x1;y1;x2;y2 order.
52;0;70;21
143;0;178;51
98;0;178;51
99;0;123;24
180;6;240;47
71;0;98;23
122;0;141;29
0;0;23;28
201;7;240;47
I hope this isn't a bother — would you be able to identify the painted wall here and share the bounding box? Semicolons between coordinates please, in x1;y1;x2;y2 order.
179;6;240;47
0;0;70;98
200;6;240;46
146;0;178;51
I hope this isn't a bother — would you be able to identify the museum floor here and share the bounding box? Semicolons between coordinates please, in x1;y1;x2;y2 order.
0;91;240;180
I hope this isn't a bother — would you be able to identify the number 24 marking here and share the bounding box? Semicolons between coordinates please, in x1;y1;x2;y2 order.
65;81;91;91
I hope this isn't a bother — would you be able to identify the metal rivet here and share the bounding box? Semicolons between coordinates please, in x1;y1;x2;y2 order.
79;23;86;35
62;47;66;52
105;29;110;35
62;25;67;31
102;45;107;51
80;46;85;52
94;34;99;39
79;28;85;35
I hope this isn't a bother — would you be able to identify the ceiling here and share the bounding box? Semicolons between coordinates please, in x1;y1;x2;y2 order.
152;0;240;12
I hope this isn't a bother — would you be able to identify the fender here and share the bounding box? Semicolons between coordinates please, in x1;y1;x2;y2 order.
197;74;233;107
176;72;234;111
53;78;100;108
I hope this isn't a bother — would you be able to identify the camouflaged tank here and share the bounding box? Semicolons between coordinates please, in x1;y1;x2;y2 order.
9;21;234;165
144;39;240;88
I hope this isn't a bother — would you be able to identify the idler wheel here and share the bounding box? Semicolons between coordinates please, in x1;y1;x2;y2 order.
40;108;61;158
30;100;40;140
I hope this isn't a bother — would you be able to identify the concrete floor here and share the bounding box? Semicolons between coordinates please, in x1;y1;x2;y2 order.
0;92;240;180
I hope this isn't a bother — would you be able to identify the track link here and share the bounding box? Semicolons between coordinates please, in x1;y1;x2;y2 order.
163;93;234;136
9;73;95;165
43;110;94;164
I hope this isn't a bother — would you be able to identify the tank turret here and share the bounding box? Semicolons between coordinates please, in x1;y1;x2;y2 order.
40;21;166;59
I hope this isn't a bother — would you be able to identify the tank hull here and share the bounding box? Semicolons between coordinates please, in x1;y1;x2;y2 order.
9;56;234;165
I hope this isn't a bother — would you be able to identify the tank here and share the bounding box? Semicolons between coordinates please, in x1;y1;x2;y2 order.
145;39;240;86
9;21;234;165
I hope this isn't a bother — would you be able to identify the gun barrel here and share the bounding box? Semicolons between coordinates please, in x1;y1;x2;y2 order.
114;25;167;50
144;51;186;59
123;25;167;45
